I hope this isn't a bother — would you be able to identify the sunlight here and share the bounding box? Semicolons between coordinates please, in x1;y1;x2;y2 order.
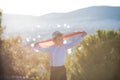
32;38;36;41
64;40;67;44
30;43;34;47
17;39;21;43
57;24;61;28
64;24;67;27
37;35;41;38
35;50;39;52
66;25;70;29
68;49;72;54
78;46;82;50
0;0;119;16
26;38;30;42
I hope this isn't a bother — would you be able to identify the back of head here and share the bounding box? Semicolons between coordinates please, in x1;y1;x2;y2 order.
52;31;63;40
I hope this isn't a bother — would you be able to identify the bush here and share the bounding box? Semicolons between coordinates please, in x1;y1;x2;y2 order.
1;29;120;80
66;29;120;80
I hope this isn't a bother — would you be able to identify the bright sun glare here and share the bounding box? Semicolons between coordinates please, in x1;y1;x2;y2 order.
0;0;120;16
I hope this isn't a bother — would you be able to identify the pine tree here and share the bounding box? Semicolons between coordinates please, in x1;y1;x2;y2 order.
66;29;120;80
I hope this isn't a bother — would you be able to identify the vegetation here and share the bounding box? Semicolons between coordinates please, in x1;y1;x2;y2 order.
0;9;4;79
0;29;119;80
66;29;120;80
0;9;120;80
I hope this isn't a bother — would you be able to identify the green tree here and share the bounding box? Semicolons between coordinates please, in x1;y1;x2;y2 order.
66;29;120;80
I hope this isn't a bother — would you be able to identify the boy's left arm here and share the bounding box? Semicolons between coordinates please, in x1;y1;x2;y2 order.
64;31;87;49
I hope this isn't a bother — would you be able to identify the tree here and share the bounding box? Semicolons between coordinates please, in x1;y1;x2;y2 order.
66;29;120;80
0;9;4;79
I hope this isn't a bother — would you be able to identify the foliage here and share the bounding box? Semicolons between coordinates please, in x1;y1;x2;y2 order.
1;36;50;80
66;29;120;80
1;29;120;80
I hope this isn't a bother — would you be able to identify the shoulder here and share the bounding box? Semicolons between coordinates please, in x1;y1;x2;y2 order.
49;45;55;49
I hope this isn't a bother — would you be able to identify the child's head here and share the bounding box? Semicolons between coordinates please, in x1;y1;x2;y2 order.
52;31;63;46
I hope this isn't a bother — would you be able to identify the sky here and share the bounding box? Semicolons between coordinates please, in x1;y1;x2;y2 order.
0;0;120;16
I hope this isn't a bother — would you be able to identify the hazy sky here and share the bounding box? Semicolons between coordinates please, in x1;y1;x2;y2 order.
0;0;120;16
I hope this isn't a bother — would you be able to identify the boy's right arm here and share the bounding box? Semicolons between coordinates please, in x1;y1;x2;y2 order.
33;45;50;52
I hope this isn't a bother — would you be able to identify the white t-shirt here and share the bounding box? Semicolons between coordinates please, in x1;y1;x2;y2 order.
34;35;83;66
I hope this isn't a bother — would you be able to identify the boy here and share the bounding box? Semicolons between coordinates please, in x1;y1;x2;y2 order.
34;31;87;80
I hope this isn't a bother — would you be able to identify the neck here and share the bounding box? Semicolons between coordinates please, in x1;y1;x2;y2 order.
54;44;62;47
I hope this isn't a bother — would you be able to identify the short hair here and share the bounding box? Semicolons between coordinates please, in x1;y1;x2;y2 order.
52;31;63;40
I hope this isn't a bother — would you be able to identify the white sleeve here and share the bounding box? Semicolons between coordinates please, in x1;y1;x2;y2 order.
34;46;50;52
64;35;83;49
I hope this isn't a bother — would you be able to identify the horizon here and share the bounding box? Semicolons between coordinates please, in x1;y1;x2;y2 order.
1;6;120;16
0;0;120;16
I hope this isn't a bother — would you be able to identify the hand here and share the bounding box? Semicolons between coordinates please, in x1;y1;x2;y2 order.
81;31;87;37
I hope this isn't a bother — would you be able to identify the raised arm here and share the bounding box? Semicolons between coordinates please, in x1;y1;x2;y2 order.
64;31;87;49
33;45;50;52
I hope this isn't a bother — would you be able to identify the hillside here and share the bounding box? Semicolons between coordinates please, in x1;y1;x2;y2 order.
2;6;120;43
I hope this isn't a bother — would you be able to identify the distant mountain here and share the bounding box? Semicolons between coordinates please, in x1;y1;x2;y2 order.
2;6;120;43
39;6;120;22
